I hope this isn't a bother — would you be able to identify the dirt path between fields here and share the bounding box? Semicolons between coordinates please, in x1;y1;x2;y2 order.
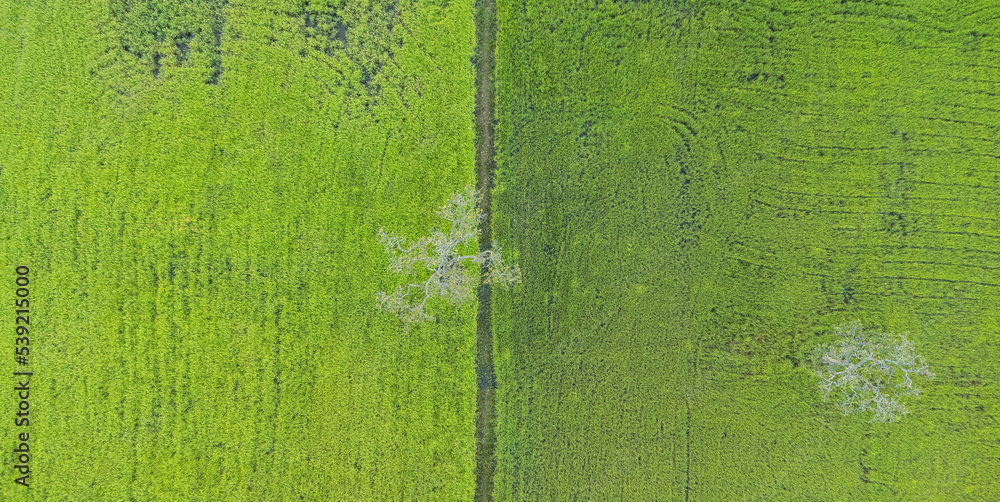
474;0;497;501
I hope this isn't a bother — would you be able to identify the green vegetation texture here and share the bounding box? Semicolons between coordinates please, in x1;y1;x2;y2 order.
492;0;1000;500
0;0;476;499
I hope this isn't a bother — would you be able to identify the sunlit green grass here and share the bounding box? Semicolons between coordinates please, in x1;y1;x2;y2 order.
0;0;476;500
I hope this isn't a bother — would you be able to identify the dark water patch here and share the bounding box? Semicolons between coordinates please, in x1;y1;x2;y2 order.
109;0;227;84
301;6;349;51
477;364;496;390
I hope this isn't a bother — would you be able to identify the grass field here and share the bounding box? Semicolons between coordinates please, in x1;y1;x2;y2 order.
5;0;1000;500
492;0;1000;499
0;0;477;499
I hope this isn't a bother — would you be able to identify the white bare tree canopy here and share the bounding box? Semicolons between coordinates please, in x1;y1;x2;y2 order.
376;185;521;326
814;320;935;423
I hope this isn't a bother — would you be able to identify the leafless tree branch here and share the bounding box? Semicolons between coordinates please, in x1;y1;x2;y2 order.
814;320;934;423
376;185;521;328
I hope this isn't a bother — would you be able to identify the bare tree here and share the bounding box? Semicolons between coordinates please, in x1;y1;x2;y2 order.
376;185;520;326
814;320;934;423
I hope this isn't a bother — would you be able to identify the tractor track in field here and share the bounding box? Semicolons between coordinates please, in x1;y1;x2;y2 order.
474;0;497;500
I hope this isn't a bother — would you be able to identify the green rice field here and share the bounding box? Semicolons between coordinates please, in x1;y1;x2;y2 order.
1;0;477;499
492;0;1000;500
2;0;999;500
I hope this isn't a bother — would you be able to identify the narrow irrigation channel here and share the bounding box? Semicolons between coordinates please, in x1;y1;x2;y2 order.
474;0;498;500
